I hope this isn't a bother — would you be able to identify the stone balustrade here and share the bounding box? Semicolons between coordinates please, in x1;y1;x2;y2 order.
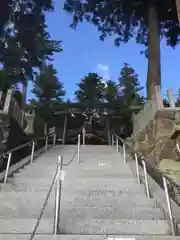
0;89;34;134
24;111;35;135
132;86;164;139
131;86;180;162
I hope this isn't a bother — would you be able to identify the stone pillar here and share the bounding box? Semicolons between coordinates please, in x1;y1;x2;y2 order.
154;85;163;109
167;88;175;108
24;112;35;135
3;89;13;114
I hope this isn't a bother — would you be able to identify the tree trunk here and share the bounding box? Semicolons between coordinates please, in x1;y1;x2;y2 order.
175;0;180;25
146;3;161;100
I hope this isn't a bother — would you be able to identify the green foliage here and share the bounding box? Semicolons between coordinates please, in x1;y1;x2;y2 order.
64;0;180;99
64;0;180;47
118;63;145;107
0;0;54;35
0;0;62;87
104;80;119;103
0;68;13;92
110;63;144;137
73;63;144;138
32;64;65;126
75;73;105;103
32;64;65;102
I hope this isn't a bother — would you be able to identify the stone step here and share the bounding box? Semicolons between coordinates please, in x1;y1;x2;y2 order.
0;199;163;219
13;169;56;178
22;164;132;172
61;179;144;192
60;207;164;220
0;219;54;234
18;162;131;172
61;178;138;186
0;182;52;192
65;189;145;196
7;177;54;183
65;168;134;177
59;219;171;235
0;193;157;219
1;235;180;240
66;172;135;178
0;183;143;193
0;192;55;218
0;205;54;219
9;177;140;189
61;195;157;208
0;192;155;209
5;179;144;193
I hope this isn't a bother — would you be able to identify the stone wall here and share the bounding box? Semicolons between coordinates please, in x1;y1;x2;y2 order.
131;88;180;165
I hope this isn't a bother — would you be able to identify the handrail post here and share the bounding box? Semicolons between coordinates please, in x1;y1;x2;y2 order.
30;141;35;164
112;135;114;145
134;153;140;184
77;134;80;164
53;134;56;146
176;142;180;154
162;177;176;236
45;136;48;151
53;156;62;234
82;127;85;146
123;143;126;164
142;159;150;199
116;136;119;152
4;152;12;183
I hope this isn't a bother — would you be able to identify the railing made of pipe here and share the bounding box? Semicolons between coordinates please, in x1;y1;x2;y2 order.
2;133;57;183
29;134;81;239
113;132;177;236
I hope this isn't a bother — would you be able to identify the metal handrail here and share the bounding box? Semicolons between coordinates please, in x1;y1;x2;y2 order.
113;132;177;236
29;157;61;240
113;132;179;188
29;137;80;239
77;134;80;164
3;133;56;183
176;142;180;154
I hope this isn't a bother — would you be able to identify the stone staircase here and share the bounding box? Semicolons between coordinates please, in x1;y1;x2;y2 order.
0;145;180;239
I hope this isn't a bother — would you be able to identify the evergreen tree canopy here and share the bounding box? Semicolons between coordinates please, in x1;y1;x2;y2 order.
32;64;65;103
118;63;145;108
104;80;119;103
64;0;180;47
0;0;62;86
75;73;105;103
32;64;65;125
0;0;54;36
64;0;180;99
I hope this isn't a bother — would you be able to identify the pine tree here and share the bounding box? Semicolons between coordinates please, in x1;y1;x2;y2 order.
117;63;144;137
75;73;105;104
31;64;65;127
118;63;144;108
104;80;119;103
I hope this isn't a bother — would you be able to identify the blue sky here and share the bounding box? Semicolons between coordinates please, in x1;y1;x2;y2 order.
27;0;180;102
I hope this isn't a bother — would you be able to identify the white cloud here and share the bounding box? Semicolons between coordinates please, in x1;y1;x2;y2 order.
97;64;109;72
97;63;110;81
